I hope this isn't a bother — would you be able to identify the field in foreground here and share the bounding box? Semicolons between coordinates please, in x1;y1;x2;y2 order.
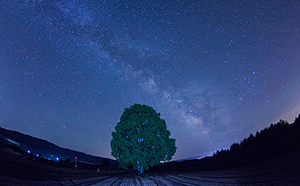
1;148;300;186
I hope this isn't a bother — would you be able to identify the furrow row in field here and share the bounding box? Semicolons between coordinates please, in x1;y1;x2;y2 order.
90;177;121;186
149;174;190;186
137;175;158;186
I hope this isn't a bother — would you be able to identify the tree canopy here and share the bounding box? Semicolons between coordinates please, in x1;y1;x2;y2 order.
110;103;176;172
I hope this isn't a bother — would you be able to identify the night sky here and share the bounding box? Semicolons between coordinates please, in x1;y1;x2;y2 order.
1;1;300;160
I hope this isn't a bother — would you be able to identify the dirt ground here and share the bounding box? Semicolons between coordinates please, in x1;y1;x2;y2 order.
1;148;300;185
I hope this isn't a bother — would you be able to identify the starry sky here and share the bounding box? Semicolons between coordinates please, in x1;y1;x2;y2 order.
1;0;300;160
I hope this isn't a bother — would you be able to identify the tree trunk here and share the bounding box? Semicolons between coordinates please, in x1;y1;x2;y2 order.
139;165;143;174
137;160;144;174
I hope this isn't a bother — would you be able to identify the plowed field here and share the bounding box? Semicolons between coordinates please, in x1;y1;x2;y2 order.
1;149;300;185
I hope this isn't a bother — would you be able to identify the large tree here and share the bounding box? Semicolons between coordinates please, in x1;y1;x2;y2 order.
110;103;176;173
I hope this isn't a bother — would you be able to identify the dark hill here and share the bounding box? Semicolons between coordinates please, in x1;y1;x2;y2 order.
0;126;117;165
152;114;300;172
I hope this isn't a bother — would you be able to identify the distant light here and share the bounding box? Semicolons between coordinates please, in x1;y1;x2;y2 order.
75;157;77;169
27;150;30;153
36;154;39;157
55;157;59;161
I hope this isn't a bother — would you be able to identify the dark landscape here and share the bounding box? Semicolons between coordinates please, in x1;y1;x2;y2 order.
1;115;300;185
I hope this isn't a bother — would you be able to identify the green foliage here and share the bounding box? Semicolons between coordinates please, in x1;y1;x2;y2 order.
110;103;176;171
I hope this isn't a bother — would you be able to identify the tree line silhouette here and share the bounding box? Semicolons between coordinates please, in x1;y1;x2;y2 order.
150;114;300;172
1;114;299;173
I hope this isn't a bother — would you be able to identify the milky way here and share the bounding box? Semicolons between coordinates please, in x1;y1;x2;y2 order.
1;0;300;160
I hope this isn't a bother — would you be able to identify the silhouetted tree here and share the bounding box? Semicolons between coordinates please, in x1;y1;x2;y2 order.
210;117;300;169
111;103;176;173
150;114;300;173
